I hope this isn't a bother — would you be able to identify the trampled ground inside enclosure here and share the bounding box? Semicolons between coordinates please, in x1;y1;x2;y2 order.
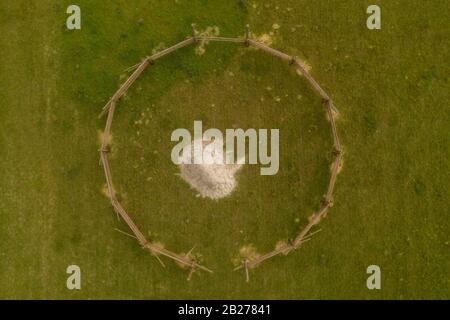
110;49;332;268
0;0;449;299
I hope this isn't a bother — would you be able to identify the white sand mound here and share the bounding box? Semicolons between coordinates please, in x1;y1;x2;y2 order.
178;138;242;200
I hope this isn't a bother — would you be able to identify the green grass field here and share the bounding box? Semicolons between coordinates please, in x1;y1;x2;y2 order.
0;0;448;299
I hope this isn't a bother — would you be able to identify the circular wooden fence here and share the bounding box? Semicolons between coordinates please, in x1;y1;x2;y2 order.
99;25;343;281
